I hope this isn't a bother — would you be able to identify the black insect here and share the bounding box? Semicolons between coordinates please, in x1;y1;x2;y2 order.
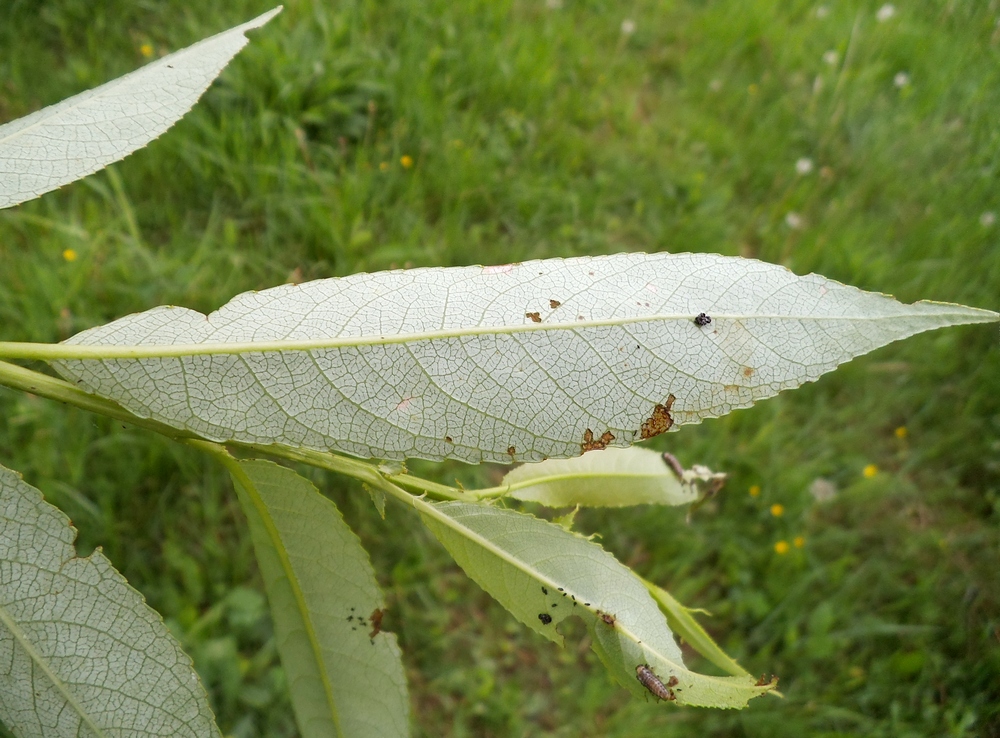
541;586;548;595
538;613;553;625
694;313;712;327
635;664;676;701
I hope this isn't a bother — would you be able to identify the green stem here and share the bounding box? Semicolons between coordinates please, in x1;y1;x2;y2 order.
0;359;470;502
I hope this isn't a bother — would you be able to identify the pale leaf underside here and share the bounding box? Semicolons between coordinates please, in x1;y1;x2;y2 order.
0;7;281;210
52;252;998;463
0;466;220;738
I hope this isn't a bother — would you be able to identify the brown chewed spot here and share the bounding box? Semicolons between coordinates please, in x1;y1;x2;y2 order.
640;394;676;439
666;676;679;688
755;674;778;688
549;299;562;308
598;611;616;627
507;445;516;458
581;429;615;453
369;608;384;638
743;366;754;378
525;311;542;323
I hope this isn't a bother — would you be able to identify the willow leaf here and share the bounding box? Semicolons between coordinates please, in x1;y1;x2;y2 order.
0;7;281;209
0;465;220;737
499;446;724;507
26;252;997;463
419;501;774;708
222;456;408;738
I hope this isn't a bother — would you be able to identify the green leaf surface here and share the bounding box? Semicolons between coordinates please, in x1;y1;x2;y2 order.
225;457;408;738
645;580;752;679
0;465;220;738
499;446;720;507
419;501;774;708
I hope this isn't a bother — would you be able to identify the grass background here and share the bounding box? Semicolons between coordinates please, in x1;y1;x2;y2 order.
2;0;999;735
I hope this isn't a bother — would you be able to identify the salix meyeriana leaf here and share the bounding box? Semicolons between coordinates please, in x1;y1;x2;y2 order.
0;7;281;209
0;465;220;737
27;252;997;463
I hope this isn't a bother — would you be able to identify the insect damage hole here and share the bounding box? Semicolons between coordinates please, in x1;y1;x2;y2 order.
640;394;676;439
525;311;542;323
581;429;615;453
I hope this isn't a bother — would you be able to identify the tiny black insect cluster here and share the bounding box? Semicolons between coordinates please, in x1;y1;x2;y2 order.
694;312;712;327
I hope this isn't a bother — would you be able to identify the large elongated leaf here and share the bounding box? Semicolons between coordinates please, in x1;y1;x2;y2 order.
0;465;220;738
43;252;997;463
419;500;774;708
0;7;281;210
224;457;408;738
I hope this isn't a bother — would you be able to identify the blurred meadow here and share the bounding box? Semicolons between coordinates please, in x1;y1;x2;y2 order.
2;0;1000;735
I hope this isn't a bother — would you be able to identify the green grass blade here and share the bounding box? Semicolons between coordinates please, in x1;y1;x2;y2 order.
0;464;221;737
220;454;409;738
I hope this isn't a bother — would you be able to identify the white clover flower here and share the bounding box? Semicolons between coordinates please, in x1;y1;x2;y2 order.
876;4;896;22
796;158;815;175
823;50;839;66
816;5;830;19
894;71;911;88
981;211;996;227
708;79;723;92
546;0;563;8
785;212;804;229
621;19;636;35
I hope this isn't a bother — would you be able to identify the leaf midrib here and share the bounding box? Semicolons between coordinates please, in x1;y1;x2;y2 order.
0;598;110;738
3;303;995;361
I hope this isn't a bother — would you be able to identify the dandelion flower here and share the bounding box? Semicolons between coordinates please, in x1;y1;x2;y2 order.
876;4;896;22
140;43;154;59
774;540;790;555
894;426;908;439
621;19;636;35
400;155;414;169
62;249;78;262
863;464;878;478
894;72;911;88
749;484;761;498
770;503;785;517
796;158;814;175
793;536;805;548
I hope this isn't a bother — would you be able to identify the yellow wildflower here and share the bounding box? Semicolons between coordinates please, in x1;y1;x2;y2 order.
400;155;414;169
793;536;805;548
863;464;878;478
770;503;784;517
62;249;78;262
895;426;908;439
748;83;759;95
379;161;390;172
749;485;761;498
140;43;154;59
774;540;789;555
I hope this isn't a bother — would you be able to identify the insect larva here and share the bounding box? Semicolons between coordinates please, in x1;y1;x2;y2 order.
635;664;676;701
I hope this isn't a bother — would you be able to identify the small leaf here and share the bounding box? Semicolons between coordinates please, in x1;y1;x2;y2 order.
226;457;408;738
0;464;221;737
645;580;752;679
44;253;998;463
0;7;282;210
419;501;774;708
501;446;717;507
